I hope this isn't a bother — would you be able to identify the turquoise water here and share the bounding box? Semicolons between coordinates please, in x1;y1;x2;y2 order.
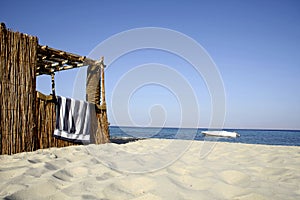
110;126;300;146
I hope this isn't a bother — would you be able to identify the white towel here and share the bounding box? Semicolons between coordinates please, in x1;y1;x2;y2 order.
54;96;97;142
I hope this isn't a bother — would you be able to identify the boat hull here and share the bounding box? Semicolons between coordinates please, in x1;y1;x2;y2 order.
202;131;240;138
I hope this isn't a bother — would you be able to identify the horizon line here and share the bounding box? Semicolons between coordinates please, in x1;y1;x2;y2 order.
109;125;300;132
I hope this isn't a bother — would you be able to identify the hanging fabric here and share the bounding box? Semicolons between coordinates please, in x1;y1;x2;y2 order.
54;96;97;142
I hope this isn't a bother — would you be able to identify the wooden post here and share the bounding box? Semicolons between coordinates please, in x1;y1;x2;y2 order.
100;57;106;106
99;57;110;141
86;57;110;144
86;57;102;104
51;72;56;98
95;57;110;143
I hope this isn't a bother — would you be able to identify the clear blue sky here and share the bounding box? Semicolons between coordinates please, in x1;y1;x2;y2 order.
1;0;299;130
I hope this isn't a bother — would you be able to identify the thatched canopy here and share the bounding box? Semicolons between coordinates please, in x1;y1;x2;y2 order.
36;45;105;105
36;45;100;76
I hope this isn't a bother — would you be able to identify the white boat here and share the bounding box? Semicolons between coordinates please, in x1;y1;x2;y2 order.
201;131;240;138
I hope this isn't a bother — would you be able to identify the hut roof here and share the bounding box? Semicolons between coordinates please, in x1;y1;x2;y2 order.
36;45;100;76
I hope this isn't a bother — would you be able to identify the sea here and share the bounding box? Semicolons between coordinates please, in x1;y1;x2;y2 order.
110;126;300;146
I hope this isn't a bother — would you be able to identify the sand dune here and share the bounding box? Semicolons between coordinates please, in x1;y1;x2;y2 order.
0;139;299;199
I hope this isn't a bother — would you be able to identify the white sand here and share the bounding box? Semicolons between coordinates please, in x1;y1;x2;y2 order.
0;139;299;200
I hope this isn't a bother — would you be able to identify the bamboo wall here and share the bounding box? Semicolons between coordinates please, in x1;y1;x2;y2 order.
35;93;78;149
95;109;110;143
0;24;37;154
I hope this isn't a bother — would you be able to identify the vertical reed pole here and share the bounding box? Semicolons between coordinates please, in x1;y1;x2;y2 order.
99;57;110;142
51;72;56;98
100;56;106;106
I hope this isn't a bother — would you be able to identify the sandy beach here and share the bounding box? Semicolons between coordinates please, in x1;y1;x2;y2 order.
0;139;299;200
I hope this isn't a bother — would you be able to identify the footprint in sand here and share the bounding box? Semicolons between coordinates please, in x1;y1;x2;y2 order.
52;169;74;182
52;166;89;181
219;170;250;186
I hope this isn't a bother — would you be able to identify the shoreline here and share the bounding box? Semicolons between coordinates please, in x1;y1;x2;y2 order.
109;136;300;148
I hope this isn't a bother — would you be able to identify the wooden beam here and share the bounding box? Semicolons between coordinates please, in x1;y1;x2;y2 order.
36;91;54;101
36;45;100;76
38;45;86;63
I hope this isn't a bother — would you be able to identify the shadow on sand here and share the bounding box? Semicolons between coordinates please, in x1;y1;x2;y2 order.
110;137;144;144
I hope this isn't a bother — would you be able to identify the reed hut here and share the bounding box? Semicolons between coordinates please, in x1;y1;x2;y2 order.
0;23;110;155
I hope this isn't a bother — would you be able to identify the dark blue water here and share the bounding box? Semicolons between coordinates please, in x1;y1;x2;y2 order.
110;126;300;146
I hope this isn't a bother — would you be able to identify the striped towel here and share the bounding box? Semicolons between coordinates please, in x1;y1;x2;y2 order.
54;96;97;142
